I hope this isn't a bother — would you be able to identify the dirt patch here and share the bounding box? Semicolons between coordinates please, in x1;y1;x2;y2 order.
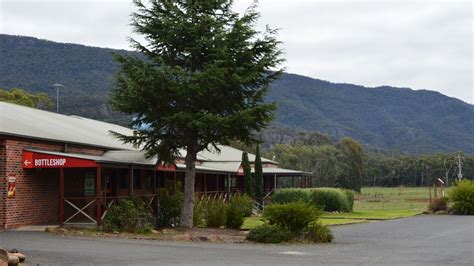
49;227;248;244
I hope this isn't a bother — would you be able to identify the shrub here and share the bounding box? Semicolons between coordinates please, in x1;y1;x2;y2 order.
428;197;448;213
157;187;184;227
102;196;153;234
193;196;204;227
204;200;227;227
226;202;244;229
307;221;334;243
246;225;291;243
343;189;355;211
270;188;353;213
449;180;474;215
270;188;310;205
309;188;352;212
230;194;254;217
264;202;321;235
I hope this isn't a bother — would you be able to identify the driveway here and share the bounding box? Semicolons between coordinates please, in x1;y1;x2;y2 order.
1;215;473;265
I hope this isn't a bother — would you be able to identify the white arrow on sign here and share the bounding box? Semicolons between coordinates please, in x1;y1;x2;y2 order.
24;160;31;166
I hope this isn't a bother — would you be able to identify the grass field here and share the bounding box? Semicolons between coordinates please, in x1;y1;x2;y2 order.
322;186;431;220
243;187;432;229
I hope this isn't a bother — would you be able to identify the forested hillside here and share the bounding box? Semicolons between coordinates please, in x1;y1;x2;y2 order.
1;34;473;153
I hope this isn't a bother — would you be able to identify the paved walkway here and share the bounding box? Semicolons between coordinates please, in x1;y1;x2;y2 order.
1;215;473;265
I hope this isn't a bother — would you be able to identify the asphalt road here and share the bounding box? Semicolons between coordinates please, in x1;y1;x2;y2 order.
1;215;473;265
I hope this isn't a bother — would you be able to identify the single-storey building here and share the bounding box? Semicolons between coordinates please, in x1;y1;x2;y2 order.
0;102;310;229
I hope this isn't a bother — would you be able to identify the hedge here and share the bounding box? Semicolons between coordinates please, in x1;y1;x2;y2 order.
270;188;354;212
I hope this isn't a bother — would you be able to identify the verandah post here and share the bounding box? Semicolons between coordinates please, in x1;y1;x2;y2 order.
273;173;277;192
152;169;156;194
227;173;231;203
96;166;102;226
59;168;64;226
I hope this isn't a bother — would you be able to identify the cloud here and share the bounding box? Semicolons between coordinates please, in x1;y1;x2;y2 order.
0;0;472;103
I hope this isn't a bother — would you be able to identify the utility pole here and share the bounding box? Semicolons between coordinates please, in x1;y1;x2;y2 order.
457;153;463;181
52;83;64;113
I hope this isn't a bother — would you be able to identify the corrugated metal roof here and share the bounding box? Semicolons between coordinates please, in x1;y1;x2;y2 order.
195;145;276;163
256;167;307;175
2;102;292;173
0;102;135;150
200;161;242;172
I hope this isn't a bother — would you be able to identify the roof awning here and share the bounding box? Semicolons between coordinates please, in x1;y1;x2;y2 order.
22;150;99;168
22;149;158;169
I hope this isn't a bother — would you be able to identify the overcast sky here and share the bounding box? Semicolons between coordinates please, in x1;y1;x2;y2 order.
0;0;472;103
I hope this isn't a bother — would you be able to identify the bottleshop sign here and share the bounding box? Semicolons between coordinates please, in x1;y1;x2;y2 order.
22;151;98;168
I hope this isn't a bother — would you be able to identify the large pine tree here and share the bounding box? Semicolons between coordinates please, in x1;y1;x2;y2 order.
110;0;283;228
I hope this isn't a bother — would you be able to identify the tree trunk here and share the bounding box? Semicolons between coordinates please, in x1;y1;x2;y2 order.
180;146;197;228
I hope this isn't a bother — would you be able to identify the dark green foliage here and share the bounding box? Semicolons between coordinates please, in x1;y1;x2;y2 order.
109;0;283;227
1;88;52;109
263;202;321;235
204;200;228;228
307;221;334;243
270;139;366;191
428;197;448;213
337;138;365;192
193;196;204;227
230;194;254;217
157;186;184;227
242;152;254;198
270;188;310;204
343;189;355;211
448;180;474;215
225;202;244;229
270;188;353;212
365;152;474;187
246;224;291;243
102;196;153;233
309;188;352;213
254;145;264;203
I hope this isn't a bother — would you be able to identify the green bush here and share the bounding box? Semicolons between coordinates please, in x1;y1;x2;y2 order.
193;196;204;227
264;202;321;235
428;197;448;212
157;187;184;227
307;221;334;243
226;202;244;229
449;180;474;215
270;188;353;213
230;194;254;217
270;188;310;205
246;224;291;243
204;200;227;227
102;196;153;234
309;188;352;212
343;189;355;211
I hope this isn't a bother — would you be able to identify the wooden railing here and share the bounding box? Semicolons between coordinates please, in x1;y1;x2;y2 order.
62;194;158;226
195;190;238;203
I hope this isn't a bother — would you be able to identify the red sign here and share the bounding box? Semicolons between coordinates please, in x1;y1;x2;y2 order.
7;174;16;198
156;162;176;172
22;151;98;168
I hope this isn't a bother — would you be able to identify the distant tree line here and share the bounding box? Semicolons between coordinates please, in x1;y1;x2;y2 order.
0;88;52;109
236;131;474;190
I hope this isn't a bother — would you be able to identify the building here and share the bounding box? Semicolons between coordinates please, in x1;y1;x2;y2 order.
0;102;309;229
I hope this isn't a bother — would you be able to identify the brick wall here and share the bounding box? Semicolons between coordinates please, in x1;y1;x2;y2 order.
0;136;106;228
0;139;6;228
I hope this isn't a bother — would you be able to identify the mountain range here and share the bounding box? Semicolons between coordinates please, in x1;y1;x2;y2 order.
1;34;473;154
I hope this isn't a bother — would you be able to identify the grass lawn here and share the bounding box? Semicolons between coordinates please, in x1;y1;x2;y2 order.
243;187;431;229
242;216;367;230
